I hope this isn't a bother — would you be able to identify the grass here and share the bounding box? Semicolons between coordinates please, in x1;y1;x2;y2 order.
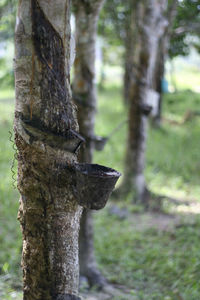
0;82;200;299
146;91;200;200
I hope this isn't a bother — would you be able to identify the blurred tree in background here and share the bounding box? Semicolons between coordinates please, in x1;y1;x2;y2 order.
115;0;168;204
72;0;107;289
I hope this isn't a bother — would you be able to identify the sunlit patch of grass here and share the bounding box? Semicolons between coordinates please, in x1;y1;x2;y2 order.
166;63;200;92
0;89;15;100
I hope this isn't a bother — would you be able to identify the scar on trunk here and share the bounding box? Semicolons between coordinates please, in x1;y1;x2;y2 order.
31;0;65;85
31;0;69;133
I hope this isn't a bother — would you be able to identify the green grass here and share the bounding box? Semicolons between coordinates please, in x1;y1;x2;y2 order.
146;91;200;200
1;84;200;299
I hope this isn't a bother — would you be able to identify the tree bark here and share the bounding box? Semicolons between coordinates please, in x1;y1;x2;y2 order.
14;1;82;299
72;0;106;289
120;0;167;204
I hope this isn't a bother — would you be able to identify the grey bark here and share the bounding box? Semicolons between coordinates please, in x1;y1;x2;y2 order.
14;1;82;299
72;0;106;289
120;0;167;204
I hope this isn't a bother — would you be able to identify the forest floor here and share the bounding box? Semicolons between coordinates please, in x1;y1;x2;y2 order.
1;85;200;299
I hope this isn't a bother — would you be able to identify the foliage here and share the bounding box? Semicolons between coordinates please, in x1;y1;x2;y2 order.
98;0;129;45
97;0;130;67
0;0;16;42
99;0;200;60
169;0;200;58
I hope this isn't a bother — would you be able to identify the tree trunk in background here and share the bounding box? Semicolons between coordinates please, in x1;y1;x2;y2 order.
72;0;106;289
14;1;82;299
153;0;178;126
123;2;134;104
119;0;167;204
152;39;165;126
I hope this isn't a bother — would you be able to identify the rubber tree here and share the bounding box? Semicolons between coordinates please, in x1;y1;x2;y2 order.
123;2;133;104
14;1;83;299
119;0;168;204
153;0;178;126
72;0;106;289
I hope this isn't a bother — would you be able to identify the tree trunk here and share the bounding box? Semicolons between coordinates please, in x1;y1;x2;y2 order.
120;0;167;204
123;3;134;104
72;0;106;289
152;0;178;126
152;38;165;126
14;1;82;299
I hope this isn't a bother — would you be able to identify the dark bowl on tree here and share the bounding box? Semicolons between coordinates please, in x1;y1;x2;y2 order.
139;103;153;116
74;163;121;210
94;136;108;151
